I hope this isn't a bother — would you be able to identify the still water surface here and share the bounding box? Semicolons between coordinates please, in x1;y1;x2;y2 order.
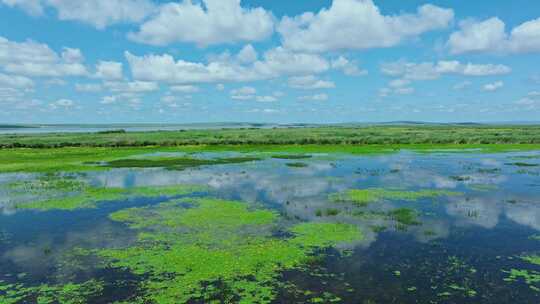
1;150;539;303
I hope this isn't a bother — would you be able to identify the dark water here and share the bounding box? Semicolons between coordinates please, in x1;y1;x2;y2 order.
1;150;540;303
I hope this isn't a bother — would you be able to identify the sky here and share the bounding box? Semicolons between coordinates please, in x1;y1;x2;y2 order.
0;0;539;124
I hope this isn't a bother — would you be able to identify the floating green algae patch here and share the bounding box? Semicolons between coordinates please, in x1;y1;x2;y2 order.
330;188;461;206
12;177;206;211
503;255;540;291
522;255;540;266
98;198;363;303
104;156;261;169
503;269;540;291
0;279;104;304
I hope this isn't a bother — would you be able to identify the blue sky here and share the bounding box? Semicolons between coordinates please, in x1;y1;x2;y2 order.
0;0;539;124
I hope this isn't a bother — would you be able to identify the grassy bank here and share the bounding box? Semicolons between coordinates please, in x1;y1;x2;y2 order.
1;125;540;148
1;143;539;173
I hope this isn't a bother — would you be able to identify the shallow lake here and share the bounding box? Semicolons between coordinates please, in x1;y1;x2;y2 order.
1;149;539;303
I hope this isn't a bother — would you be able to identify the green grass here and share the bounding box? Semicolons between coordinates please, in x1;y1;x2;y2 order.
1;125;540;148
2;141;540;173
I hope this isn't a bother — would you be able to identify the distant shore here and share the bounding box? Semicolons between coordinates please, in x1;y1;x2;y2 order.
1;125;540;149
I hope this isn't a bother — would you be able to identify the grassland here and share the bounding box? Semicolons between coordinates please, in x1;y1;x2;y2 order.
1;125;540;148
0;125;539;173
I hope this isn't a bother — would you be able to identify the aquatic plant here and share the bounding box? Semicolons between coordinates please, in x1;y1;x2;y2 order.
505;162;539;167
467;184;498;192
98;198;363;303
0;279;104;304
389;208;421;226
324;208;340;216
477;168;501;174
503;269;540;291
272;154;312;160
449;175;471;181
502;254;540;291
330;188;461;206
12;177;206;211
430;256;478;299
522;255;540;266
529;234;540;241
286;162;309;168
104;156;261;169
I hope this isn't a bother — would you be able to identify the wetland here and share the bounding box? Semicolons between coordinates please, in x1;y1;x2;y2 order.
0;126;540;303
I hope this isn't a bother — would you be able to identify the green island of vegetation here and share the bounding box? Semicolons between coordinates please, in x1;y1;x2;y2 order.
100;198;363;303
329;188;461;206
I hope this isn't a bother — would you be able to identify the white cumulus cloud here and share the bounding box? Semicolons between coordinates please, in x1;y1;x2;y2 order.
298;93;329;101
482;81;503;92
288;75;335;90
448;17;540;54
75;83;102;92
381;60;511;81
278;0;453;52
95;61;123;80
125;47;330;84
170;85;199;93
0;36;88;77
128;0;274;47
2;0;156;29
0;73;34;89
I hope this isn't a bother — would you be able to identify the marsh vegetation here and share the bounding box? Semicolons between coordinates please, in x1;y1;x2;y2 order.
1;125;540;148
1;129;540;303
